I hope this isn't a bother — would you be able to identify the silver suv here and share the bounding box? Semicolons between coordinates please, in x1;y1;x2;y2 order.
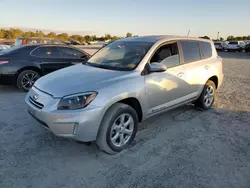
25;36;223;154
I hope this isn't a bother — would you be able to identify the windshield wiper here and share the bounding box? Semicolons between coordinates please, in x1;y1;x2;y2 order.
83;62;131;71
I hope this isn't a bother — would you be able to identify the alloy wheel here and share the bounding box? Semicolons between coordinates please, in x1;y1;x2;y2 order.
204;85;214;107
21;72;39;90
110;113;134;147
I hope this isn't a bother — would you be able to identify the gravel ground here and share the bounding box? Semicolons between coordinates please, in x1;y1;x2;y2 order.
0;52;250;188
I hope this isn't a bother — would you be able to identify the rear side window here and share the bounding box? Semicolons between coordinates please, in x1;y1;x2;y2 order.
199;41;212;59
31;47;61;58
180;41;201;63
58;47;85;58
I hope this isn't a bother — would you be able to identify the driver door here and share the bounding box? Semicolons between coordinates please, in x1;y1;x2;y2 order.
145;42;190;115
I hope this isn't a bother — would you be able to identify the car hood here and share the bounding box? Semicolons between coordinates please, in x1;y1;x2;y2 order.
34;64;135;98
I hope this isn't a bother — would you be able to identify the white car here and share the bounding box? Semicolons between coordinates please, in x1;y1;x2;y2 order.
227;41;246;52
214;41;227;51
0;44;11;51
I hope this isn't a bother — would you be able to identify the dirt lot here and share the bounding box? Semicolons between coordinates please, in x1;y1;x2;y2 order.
0;52;250;188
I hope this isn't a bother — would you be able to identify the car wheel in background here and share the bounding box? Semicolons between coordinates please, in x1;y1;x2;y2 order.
195;80;216;110
17;70;40;92
97;103;138;155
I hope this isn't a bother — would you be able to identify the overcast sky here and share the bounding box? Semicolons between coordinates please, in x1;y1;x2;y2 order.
0;0;250;38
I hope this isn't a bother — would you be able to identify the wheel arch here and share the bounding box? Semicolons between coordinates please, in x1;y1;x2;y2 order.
15;66;42;78
208;75;218;88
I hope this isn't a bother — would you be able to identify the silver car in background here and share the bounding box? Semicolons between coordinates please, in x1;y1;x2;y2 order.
25;36;223;154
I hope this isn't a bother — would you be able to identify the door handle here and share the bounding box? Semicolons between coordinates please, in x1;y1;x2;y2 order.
177;72;184;77
204;65;209;70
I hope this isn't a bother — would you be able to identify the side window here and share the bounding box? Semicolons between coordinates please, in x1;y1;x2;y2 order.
199;41;212;59
180;41;201;63
59;47;85;58
31;47;61;58
150;42;180;68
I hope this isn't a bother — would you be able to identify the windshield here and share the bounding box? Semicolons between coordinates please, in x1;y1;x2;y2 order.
86;41;153;71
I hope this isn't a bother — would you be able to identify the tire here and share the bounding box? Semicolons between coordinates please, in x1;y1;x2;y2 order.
96;103;138;155
17;70;40;92
195;80;216;110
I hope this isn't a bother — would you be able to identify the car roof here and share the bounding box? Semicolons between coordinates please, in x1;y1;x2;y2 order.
21;44;72;48
16;37;56;40
118;35;211;43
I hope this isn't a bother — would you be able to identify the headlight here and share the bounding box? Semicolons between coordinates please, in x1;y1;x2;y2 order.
57;92;97;110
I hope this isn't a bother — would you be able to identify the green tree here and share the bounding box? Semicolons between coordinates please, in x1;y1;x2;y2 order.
111;36;120;41
0;29;5;39
235;36;243;41
105;34;112;40
69;34;84;42
227;36;234;41
126;32;132;38
199;36;210;40
219;37;224;41
84;35;93;42
57;33;69;41
34;31;45;37
23;31;35;37
46;32;57;38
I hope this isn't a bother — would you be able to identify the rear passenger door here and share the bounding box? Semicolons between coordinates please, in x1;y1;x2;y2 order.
57;47;89;65
180;40;212;95
31;46;70;75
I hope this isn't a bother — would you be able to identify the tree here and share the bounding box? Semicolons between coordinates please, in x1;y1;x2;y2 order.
111;36;121;41
0;29;4;39
104;34;112;40
126;32;132;38
219;37;224;41
199;36;210;40
227;36;234;41
34;31;45;38
84;35;93;42
57;33;69;41
46;32;57;39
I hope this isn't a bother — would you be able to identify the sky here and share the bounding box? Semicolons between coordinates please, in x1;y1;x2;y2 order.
0;0;250;38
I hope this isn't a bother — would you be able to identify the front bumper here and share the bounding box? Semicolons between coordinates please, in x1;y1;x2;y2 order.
25;87;103;142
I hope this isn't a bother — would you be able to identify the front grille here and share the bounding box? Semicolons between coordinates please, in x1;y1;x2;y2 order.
29;97;44;109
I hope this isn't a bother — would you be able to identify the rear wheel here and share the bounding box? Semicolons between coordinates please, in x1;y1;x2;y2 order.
17;70;40;92
96;103;138;155
195;80;216;110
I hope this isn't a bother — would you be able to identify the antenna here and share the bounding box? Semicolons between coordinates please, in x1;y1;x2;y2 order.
187;29;190;37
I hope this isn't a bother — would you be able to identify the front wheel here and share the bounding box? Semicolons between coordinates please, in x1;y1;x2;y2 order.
17;70;40;92
195;80;216;110
96;103;138;155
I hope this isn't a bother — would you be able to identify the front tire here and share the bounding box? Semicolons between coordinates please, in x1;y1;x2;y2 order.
195;80;216;110
17;70;40;92
96;103;138;155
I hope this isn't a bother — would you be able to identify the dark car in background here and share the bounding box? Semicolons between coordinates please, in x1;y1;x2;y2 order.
15;37;66;46
245;43;250;52
0;44;90;91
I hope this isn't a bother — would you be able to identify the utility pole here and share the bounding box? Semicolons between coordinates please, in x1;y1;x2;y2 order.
187;29;190;37
217;32;220;40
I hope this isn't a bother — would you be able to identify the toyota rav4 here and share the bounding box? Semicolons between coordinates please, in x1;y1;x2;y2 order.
25;36;223;154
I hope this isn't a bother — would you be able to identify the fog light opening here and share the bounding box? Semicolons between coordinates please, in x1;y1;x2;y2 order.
73;123;79;135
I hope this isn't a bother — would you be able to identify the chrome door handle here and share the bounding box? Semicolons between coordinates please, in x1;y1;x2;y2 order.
177;72;184;77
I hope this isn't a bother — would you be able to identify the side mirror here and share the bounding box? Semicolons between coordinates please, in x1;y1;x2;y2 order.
149;63;166;73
